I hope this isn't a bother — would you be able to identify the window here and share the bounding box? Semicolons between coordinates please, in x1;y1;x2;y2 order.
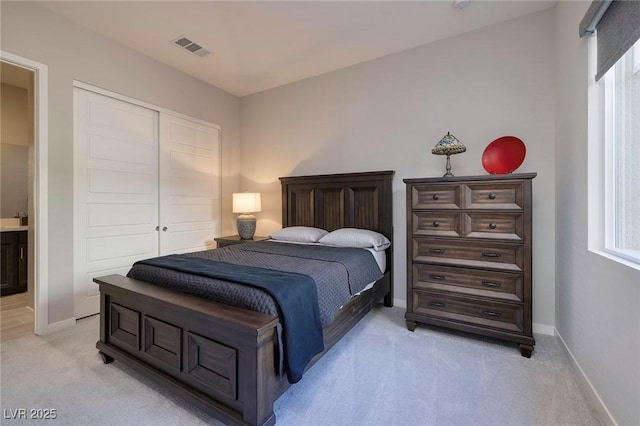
601;38;640;265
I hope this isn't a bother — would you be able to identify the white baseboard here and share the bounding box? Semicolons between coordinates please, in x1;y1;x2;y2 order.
555;329;617;426
533;322;555;336
393;298;407;309
40;317;76;335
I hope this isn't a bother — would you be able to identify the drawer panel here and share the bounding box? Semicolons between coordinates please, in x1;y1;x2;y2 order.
413;238;523;271
413;290;524;333
109;302;140;352
464;213;523;241
412;211;462;237
412;184;462;209
413;264;523;302
465;182;523;210
144;316;182;370
187;332;238;401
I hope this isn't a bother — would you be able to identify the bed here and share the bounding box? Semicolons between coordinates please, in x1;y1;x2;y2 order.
94;170;394;426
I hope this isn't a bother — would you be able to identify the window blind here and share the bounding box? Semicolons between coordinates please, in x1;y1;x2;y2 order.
579;0;640;81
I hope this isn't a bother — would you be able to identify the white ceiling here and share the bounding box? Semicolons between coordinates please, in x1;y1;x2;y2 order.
38;1;556;97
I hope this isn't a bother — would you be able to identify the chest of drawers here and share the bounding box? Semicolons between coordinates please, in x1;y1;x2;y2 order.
404;173;536;357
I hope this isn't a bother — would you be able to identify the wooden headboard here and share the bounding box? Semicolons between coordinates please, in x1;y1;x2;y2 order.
280;170;395;306
279;170;394;240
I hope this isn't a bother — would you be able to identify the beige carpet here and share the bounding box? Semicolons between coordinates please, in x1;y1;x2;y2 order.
1;306;602;426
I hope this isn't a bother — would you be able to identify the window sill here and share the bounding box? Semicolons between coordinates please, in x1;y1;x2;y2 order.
588;249;640;272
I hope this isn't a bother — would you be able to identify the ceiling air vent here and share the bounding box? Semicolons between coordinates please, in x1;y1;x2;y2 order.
172;36;211;58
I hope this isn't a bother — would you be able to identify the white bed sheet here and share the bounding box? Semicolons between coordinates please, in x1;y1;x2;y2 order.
268;239;386;273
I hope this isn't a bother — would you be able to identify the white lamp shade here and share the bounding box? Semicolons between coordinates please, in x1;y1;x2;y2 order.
232;192;262;213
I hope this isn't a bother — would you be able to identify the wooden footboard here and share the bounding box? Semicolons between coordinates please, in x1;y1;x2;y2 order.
95;274;280;425
95;270;390;426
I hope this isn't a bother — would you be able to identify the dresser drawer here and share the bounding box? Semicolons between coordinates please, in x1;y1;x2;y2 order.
465;182;523;210
411;184;462;210
464;213;523;241
413;290;524;333
412;211;462;237
413;238;523;272
413;264;523;302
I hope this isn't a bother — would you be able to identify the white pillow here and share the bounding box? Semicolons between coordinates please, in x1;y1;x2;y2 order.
269;226;328;243
318;228;391;251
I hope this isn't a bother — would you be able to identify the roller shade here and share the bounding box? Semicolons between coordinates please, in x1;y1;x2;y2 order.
579;0;640;81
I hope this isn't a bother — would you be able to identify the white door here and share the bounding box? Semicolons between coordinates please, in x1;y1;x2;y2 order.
73;88;159;318
159;113;220;255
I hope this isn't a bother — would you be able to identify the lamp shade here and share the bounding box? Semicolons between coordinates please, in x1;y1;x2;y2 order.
432;132;466;155
431;132;466;178
232;193;262;213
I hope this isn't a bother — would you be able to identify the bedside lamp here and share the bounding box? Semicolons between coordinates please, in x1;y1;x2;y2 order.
232;192;262;239
432;132;466;177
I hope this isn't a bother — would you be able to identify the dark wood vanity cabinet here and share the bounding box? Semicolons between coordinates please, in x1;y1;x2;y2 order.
1;231;28;296
404;173;536;357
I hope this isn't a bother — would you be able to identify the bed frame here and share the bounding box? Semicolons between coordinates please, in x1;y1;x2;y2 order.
94;170;394;426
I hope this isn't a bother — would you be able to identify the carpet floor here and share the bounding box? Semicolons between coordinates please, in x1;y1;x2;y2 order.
0;305;602;426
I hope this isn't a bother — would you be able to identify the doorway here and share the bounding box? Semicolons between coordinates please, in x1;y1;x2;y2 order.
1;51;49;337
1;61;35;341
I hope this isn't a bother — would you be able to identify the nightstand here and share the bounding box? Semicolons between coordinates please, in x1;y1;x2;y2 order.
214;235;268;248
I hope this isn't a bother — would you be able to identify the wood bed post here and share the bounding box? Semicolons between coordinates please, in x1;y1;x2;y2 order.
240;323;278;426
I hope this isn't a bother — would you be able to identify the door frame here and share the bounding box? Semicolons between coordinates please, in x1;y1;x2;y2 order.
1;51;49;335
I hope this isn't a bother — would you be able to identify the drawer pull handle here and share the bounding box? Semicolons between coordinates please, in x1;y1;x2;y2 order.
482;310;502;318
429;275;446;281
482;252;502;258
20;247;24;260
429;248;446;254
432;221;440;227
429;302;446;308
488;193;497;200
433;194;440;200
489;222;497;229
481;280;502;288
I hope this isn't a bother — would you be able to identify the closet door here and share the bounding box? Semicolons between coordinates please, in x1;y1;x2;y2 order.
159;114;220;255
73;88;159;319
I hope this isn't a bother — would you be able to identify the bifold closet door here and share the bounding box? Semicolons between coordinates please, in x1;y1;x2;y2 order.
73;88;159;319
159;114;220;255
73;89;221;318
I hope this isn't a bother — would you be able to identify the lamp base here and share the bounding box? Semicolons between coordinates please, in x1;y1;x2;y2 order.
442;154;455;177
236;214;256;239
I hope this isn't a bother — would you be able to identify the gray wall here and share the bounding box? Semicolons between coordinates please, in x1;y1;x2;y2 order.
554;2;640;425
241;9;557;329
1;1;241;324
